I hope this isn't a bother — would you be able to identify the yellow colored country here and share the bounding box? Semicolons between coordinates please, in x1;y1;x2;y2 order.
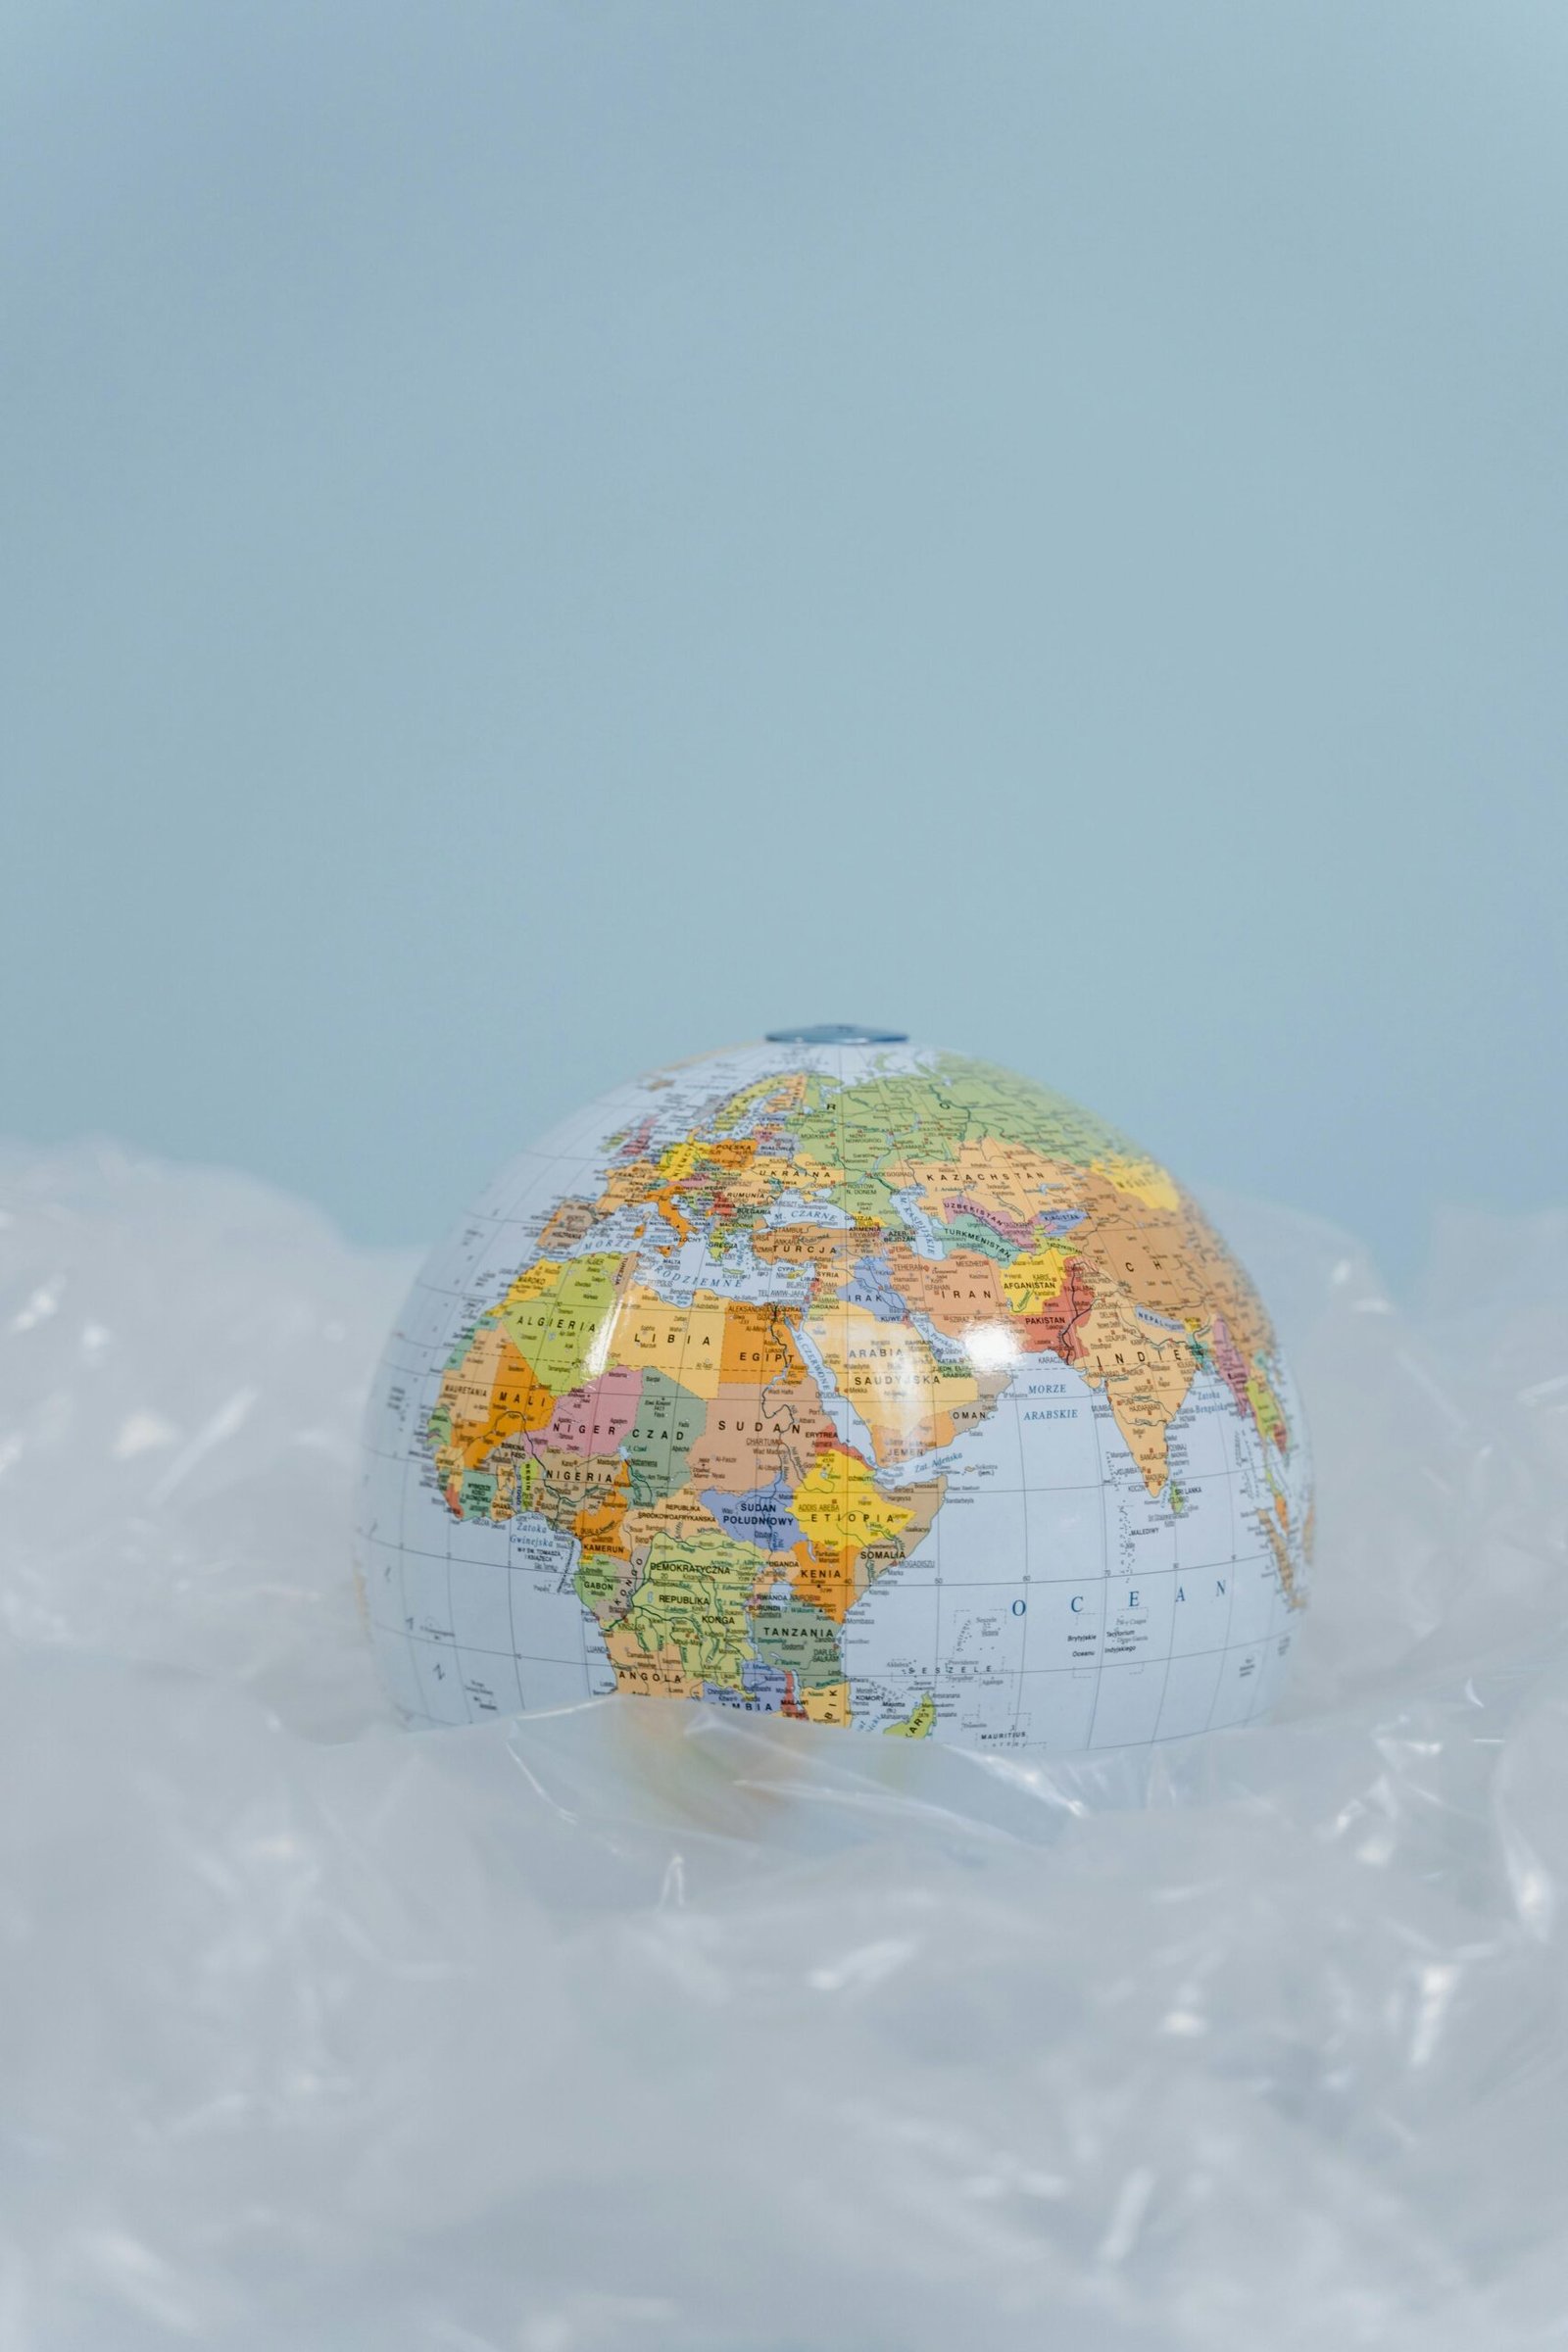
1001;1239;1072;1316
791;1448;913;1554
1092;1152;1181;1212
604;1283;729;1396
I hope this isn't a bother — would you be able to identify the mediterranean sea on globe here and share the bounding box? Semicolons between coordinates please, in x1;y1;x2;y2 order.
356;1029;1313;1753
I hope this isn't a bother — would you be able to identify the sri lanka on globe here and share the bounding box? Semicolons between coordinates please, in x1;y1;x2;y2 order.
356;1027;1313;1752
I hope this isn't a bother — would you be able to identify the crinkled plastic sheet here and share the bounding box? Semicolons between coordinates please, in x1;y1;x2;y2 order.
2;1141;1567;2352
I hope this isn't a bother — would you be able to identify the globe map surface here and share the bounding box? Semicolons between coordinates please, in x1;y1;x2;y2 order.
357;1033;1313;1752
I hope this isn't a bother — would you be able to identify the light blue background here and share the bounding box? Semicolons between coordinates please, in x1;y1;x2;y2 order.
4;2;1562;1283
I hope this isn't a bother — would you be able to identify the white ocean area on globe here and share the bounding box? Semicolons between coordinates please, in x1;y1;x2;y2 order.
838;1357;1298;1749
3;1136;1568;2349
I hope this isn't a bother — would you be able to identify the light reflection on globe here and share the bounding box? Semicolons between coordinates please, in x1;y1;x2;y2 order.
356;1034;1312;1752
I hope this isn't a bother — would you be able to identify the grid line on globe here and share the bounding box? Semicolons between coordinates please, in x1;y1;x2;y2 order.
356;1036;1312;1752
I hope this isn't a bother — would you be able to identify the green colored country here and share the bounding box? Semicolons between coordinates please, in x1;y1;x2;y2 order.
724;1058;1140;1204
930;1056;1135;1166
457;1469;497;1520
621;1368;708;1504
529;1451;625;1535
615;1525;770;1690
750;1592;845;1689
574;1548;629;1618
498;1254;621;1393
886;1692;936;1739
1247;1368;1287;1449
939;1212;1021;1265
792;1073;971;1181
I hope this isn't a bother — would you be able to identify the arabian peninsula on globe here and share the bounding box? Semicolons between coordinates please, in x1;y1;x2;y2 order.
357;1029;1313;1751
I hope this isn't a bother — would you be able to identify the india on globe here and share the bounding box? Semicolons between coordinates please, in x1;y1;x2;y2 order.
356;1029;1313;1751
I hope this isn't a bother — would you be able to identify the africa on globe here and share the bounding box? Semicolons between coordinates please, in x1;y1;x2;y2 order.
357;1029;1313;1751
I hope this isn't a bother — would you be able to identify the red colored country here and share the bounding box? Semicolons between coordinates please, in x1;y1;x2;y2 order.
1015;1261;1095;1362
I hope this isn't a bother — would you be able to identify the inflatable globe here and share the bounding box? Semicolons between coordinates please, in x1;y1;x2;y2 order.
357;1029;1312;1751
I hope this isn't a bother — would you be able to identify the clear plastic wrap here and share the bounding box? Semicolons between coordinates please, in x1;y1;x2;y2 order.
2;1139;1565;2350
